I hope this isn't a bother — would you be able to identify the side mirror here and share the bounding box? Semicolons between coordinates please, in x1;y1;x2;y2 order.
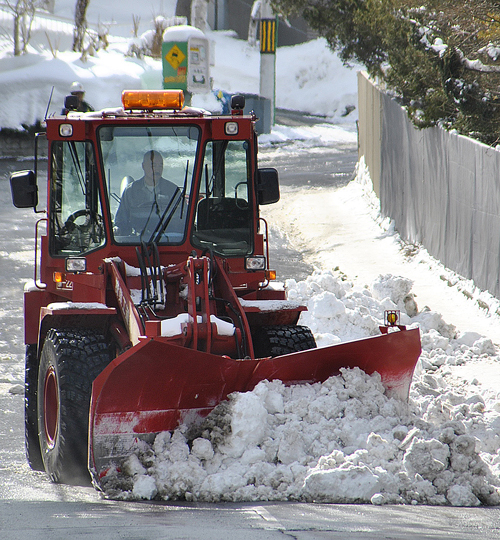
10;170;38;209
257;167;279;205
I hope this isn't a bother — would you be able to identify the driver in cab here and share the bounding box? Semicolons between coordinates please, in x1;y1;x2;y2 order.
114;150;183;237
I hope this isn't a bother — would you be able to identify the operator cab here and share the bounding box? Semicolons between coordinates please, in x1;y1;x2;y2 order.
98;122;255;258
10;90;279;263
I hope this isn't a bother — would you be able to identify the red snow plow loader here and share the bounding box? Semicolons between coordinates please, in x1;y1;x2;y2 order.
10;90;421;486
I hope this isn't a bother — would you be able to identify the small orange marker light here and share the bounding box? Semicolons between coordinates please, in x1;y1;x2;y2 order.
385;310;399;326
266;270;277;281
53;271;65;283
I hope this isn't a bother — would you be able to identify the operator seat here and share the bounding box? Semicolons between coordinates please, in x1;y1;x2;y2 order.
196;197;249;231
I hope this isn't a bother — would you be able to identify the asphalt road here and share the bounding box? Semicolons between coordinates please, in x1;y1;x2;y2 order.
1;131;500;539
259;113;358;281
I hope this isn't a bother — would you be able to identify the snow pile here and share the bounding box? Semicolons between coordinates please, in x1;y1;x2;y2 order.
99;271;500;507
286;271;417;346
276;38;359;119
259;122;358;147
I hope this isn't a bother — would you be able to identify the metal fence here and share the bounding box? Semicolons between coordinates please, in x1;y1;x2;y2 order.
358;71;500;298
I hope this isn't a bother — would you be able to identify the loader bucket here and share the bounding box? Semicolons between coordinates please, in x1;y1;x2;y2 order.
89;328;420;478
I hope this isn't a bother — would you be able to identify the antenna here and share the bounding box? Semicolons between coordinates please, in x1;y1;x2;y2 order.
44;86;54;120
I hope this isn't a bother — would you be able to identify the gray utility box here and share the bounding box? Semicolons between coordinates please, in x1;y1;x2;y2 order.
242;94;272;135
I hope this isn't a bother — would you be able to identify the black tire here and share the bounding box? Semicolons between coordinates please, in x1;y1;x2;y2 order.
25;344;44;471
37;328;111;485
252;325;317;358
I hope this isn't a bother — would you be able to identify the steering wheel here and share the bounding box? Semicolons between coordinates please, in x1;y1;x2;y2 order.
63;209;89;232
61;209;104;248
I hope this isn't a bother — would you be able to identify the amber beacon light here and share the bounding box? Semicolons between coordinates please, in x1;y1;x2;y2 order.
121;90;185;111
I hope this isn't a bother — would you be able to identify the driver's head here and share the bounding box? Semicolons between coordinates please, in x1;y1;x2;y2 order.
142;150;163;186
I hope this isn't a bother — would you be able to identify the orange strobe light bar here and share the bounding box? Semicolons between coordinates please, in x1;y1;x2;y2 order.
121;90;185;111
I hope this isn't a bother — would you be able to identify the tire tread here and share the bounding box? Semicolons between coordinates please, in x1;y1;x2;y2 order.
252;325;317;358
38;328;111;485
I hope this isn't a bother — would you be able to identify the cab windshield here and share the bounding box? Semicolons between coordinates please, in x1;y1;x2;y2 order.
98;125;200;244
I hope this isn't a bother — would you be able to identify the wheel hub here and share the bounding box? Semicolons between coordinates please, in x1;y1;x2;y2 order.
43;366;59;449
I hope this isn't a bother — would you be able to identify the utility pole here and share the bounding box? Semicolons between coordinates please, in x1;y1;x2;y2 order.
259;0;277;127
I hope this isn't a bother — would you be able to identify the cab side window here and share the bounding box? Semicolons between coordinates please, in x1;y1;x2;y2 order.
50;141;105;256
192;140;253;256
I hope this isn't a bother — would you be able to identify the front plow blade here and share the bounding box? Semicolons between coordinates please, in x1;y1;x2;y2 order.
250;327;421;400
89;329;420;478
89;339;260;478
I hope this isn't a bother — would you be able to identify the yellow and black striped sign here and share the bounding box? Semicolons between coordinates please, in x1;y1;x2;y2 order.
260;18;277;54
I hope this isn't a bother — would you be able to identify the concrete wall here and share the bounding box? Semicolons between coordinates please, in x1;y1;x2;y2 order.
176;0;311;46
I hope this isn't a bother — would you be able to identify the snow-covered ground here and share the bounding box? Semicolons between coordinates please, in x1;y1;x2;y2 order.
0;1;358;129
1;1;500;508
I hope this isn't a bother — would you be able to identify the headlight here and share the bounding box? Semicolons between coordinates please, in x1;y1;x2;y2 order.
224;122;239;135
65;257;86;273
245;256;265;271
59;124;73;137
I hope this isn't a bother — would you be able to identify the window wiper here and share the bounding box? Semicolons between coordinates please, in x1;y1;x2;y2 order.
146;159;190;243
145;187;183;244
68;141;86;195
180;160;189;219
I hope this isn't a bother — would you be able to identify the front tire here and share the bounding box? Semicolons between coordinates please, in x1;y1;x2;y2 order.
25;344;43;471
38;328;111;485
252;325;317;358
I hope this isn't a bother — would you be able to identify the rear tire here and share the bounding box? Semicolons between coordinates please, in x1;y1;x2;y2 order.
25;344;43;471
252;325;317;358
37;328;111;485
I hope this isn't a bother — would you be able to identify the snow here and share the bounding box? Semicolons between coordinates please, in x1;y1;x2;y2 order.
103;359;500;506
0;1;359;128
239;299;304;312
46;302;110;310
160;314;235;337
163;24;206;42
1;1;500;508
